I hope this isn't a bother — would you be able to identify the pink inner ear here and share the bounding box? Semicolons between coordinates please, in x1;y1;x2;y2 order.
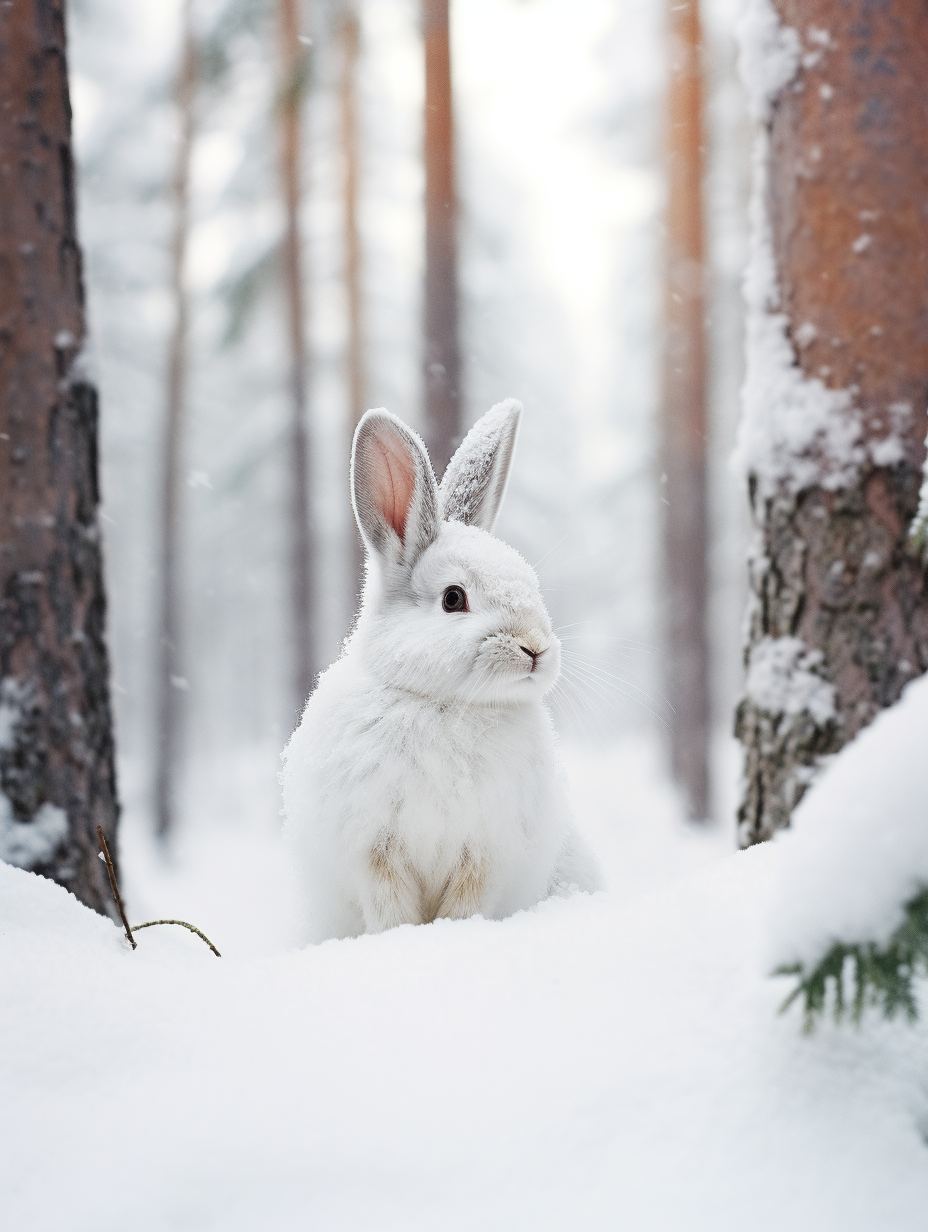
371;433;416;541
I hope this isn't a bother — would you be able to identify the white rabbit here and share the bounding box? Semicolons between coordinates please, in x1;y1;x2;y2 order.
281;400;602;942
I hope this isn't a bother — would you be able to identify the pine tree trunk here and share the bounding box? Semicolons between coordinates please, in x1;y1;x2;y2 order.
422;0;461;472
340;0;364;602
155;0;197;842
278;0;314;712
736;1;928;846
0;0;120;913
661;0;710;821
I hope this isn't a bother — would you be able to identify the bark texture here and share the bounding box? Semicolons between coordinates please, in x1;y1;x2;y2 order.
737;1;928;845
155;0;196;841
661;0;710;820
0;0;120;912
279;0;314;712
422;0;461;473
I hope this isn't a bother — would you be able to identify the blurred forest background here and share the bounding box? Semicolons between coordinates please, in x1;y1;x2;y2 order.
68;0;750;846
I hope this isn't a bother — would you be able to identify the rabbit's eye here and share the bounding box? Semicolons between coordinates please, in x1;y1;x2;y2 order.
442;585;468;613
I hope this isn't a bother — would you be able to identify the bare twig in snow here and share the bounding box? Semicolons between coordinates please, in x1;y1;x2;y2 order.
96;823;221;958
131;919;222;958
96;824;136;950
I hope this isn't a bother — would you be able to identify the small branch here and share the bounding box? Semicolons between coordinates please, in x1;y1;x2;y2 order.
96;824;136;950
131;918;222;958
96;826;221;959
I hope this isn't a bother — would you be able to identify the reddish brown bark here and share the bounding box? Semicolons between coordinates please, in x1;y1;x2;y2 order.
278;0;315;712
737;1;928;844
0;0;120;912
422;0;461;472
661;0;710;820
155;0;197;841
340;0;364;599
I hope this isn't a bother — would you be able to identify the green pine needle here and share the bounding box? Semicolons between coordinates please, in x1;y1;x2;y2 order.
775;887;928;1031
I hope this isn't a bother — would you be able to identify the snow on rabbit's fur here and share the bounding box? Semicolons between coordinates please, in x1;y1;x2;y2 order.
281;401;602;942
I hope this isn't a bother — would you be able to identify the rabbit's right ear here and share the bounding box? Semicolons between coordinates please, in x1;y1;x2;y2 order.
351;410;440;570
439;399;522;532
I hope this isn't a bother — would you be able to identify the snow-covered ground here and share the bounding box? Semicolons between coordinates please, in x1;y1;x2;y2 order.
2;737;927;1231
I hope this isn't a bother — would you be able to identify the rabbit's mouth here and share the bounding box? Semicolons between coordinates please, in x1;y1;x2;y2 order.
474;631;560;698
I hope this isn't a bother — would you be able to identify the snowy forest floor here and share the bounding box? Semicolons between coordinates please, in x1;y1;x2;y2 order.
3;738;927;1231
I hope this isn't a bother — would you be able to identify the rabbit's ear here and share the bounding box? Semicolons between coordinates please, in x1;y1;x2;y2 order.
352;410;440;569
439;399;522;532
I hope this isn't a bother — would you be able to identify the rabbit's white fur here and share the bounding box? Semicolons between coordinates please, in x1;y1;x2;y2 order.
281;401;602;942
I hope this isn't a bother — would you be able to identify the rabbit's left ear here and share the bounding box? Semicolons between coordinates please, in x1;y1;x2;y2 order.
439;399;522;532
352;410;440;570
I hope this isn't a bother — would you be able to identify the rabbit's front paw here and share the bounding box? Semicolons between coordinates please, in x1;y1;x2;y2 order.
428;845;487;923
361;831;424;932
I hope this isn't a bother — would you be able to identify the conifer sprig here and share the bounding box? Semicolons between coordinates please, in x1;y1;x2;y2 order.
776;887;928;1032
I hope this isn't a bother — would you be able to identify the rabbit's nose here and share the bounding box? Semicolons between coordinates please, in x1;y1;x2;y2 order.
516;629;550;671
514;627;549;656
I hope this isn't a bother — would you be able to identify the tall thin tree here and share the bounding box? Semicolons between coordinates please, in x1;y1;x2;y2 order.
737;1;928;844
660;0;710;821
0;0;120;912
340;0;365;599
278;0;314;711
422;0;461;472
156;0;198;841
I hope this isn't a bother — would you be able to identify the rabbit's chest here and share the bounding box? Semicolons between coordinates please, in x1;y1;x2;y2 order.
373;755;538;916
389;732;524;849
341;704;554;876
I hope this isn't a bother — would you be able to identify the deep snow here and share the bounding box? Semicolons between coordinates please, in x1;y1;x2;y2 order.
2;739;927;1232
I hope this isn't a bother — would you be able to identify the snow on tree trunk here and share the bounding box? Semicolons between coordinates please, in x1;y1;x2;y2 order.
735;1;928;846
0;0;120;913
661;0;710;821
422;0;461;473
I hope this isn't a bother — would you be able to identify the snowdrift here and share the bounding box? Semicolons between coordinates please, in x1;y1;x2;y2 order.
2;830;926;1232
769;672;928;967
